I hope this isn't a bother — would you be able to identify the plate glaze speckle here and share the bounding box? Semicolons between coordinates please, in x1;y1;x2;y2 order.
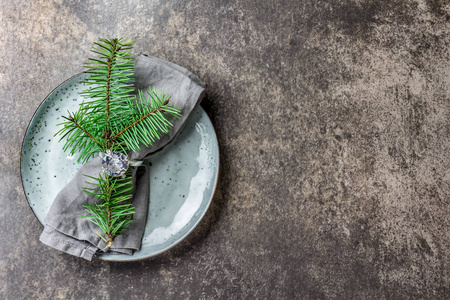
21;73;219;261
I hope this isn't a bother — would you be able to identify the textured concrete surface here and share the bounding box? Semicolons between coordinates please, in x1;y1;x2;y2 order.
1;0;449;299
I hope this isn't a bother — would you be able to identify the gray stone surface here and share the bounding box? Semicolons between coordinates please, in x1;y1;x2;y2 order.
1;0;449;299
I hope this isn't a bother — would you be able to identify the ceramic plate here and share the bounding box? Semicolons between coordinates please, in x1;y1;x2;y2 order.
21;73;219;261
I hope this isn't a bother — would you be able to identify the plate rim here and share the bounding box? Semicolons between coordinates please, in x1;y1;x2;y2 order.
20;72;83;227
20;72;220;262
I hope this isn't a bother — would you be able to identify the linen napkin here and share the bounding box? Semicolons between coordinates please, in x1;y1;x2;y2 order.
40;54;206;260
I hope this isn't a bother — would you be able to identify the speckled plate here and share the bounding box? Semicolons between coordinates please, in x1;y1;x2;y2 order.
20;73;219;261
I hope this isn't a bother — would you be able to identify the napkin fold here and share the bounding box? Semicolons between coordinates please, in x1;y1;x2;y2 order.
40;54;206;260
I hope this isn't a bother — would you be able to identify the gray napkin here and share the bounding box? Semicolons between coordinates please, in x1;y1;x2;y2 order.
40;54;206;260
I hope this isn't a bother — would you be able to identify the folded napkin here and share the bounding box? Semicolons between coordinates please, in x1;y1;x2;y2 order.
40;54;206;260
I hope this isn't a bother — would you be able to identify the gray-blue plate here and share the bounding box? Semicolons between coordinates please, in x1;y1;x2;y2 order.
21;73;219;261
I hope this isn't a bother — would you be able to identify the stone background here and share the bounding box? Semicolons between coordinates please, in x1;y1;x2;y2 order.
1;0;449;299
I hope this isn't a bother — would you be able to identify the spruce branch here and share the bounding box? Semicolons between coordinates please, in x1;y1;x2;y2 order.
109;89;182;150
55;110;104;163
112;99;169;141
55;37;182;247
65;115;102;147
82;170;135;249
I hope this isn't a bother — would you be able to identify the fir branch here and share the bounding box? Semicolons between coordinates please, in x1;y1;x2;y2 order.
83;170;135;249
55;110;104;164
66;115;102;147
56;37;182;247
110;89;182;151
111;99;168;140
